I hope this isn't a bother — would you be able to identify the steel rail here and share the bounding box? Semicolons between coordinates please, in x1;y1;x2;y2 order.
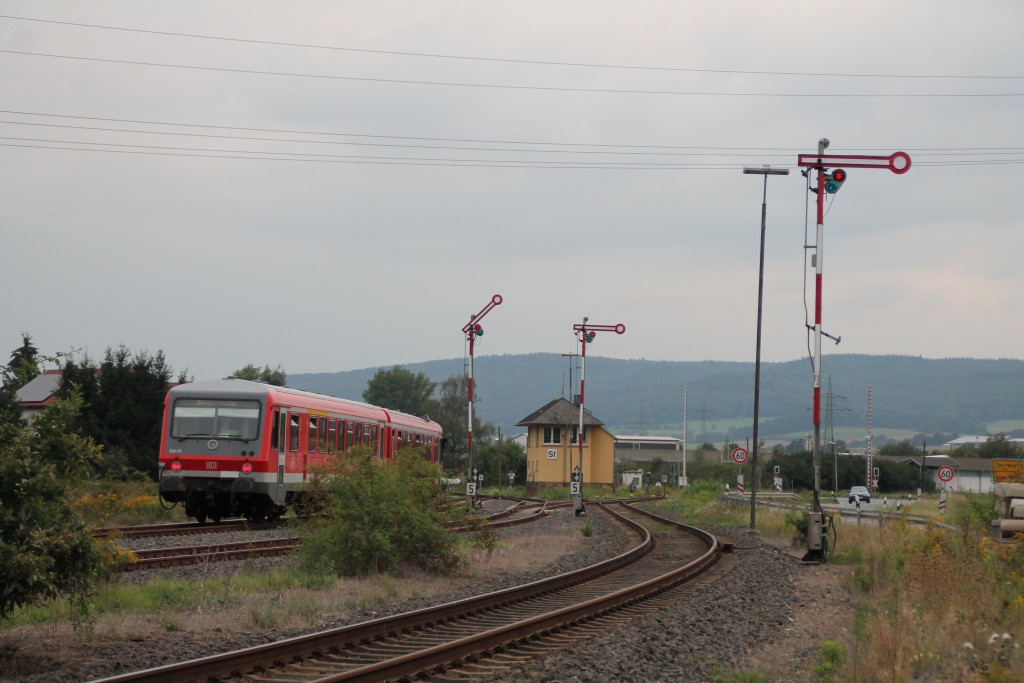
92;518;285;540
95;503;719;683
125;537;302;571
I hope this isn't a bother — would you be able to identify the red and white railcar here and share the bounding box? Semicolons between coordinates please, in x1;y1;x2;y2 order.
158;378;443;523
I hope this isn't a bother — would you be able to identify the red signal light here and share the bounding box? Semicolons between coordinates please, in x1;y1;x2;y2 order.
824;168;847;194
242;461;253;474
171;460;182;472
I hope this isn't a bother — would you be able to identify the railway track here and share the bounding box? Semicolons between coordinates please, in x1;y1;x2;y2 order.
107;496;667;571
93;518;288;540
94;501;724;683
124;537;302;571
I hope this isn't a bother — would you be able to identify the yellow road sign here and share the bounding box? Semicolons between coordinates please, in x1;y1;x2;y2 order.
993;459;1024;483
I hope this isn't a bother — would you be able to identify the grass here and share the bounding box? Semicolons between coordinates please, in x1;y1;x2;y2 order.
646;483;1024;682
12;479;1024;682
987;419;1024;434
70;480;188;527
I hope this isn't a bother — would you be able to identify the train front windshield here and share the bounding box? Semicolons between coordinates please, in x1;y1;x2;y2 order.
171;398;261;442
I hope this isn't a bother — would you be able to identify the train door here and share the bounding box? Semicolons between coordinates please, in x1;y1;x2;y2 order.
276;410;286;502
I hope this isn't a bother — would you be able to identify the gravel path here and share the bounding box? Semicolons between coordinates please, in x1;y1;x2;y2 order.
0;505;839;682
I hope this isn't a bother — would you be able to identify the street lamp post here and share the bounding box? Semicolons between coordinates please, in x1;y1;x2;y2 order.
743;165;789;529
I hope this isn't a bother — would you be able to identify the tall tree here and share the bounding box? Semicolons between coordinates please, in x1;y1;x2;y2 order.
421;374;494;468
5;332;40;389
973;434;1024;460
362;365;436;415
59;346;177;479
233;363;286;386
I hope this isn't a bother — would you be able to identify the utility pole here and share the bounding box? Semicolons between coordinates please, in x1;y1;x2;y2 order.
743;164;789;529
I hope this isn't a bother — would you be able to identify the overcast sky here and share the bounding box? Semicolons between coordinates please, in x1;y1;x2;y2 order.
2;2;1022;382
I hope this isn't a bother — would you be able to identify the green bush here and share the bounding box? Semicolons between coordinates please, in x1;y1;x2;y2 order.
0;392;111;620
298;447;463;576
813;640;846;682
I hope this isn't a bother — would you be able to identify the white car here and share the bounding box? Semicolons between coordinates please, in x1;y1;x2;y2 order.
848;486;871;504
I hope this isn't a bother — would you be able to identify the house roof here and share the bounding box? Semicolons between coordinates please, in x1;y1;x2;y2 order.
944;435;989;446
878;454;997;473
516;398;604;427
15;369;62;406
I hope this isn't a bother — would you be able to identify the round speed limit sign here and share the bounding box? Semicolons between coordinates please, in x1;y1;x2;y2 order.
937;465;954;482
732;447;749;465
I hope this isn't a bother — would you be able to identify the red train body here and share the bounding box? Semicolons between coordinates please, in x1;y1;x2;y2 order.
157;378;443;523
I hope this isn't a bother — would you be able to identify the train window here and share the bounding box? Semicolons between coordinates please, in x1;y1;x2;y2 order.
338;420;347;452
278;412;286;454
328;419;337;453
355;422;363;445
270;410;280;450
347;421;355;450
318;417;327;452
289;413;300;451
171;398;261;441
308;416;318;451
371;425;379;456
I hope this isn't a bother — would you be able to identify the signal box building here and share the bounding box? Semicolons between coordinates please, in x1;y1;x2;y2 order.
516;398;616;488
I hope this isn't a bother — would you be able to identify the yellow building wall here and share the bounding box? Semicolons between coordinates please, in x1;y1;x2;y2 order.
525;425;615;486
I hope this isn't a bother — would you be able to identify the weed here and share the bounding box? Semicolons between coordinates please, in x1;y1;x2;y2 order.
161;616;182;632
710;668;775;682
581;521;594;537
813;640;845;682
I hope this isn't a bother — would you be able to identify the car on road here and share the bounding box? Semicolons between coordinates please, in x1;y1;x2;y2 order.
848;486;871;504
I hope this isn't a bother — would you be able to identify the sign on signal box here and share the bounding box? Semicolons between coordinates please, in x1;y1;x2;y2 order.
993;459;1024;483
732;447;749;465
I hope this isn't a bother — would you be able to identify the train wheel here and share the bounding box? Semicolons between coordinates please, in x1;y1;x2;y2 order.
211;515;222;524
195;511;208;524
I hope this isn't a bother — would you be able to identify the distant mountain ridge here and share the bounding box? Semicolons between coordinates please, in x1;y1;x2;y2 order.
289;354;1024;442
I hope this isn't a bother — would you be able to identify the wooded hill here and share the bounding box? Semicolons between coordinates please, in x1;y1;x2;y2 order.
290;354;1024;444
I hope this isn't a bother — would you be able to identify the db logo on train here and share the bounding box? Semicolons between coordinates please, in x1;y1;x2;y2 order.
937;465;954;482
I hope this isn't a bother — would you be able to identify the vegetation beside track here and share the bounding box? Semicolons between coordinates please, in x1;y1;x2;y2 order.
297;446;469;576
647;482;1024;682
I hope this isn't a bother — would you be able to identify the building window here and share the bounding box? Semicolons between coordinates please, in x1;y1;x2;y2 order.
570;427;588;446
543;427;561;445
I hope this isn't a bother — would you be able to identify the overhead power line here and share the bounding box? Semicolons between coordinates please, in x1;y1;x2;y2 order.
1;14;1021;81
0;110;816;151
3;49;1023;98
0;118;796;158
3;135;1022;169
1;111;1021;168
0;141;767;169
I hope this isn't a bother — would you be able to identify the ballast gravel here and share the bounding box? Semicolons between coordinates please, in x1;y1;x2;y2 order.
1;505;826;683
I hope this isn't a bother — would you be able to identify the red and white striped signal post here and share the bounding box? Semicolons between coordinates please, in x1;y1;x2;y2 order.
462;294;503;498
797;139;910;560
571;318;625;513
